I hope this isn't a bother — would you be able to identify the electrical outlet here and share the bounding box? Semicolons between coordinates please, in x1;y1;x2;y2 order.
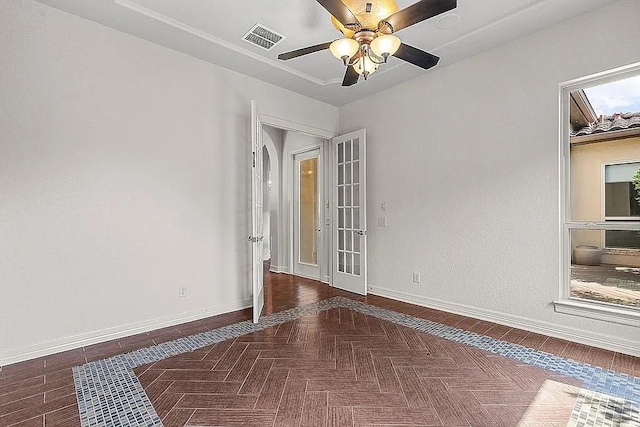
412;272;421;284
178;285;188;297
377;217;387;227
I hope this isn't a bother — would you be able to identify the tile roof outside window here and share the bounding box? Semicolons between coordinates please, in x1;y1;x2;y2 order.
572;112;640;137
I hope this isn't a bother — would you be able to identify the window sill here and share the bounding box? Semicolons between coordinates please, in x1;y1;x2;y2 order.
553;299;640;327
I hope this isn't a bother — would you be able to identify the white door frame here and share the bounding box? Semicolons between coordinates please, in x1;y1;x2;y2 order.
258;114;336;285
260;114;335;141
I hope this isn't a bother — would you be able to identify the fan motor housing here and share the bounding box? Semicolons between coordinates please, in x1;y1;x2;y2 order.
354;30;377;45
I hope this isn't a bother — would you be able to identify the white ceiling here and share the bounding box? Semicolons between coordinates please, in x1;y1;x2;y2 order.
35;0;617;106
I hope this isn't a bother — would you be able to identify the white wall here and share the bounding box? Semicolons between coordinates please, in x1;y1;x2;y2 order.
0;0;337;365
262;126;284;266
339;0;640;355
262;145;271;260
3;0;638;365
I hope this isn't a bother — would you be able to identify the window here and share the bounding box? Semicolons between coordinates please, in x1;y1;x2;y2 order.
605;162;640;219
557;66;640;325
605;162;640;249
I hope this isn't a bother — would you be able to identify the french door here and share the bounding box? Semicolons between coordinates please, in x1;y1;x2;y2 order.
332;129;367;295
250;101;264;323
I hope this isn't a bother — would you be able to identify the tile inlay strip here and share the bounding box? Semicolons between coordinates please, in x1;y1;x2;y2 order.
72;296;640;426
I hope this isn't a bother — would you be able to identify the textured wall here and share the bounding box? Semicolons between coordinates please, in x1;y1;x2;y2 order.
0;0;337;363
339;0;640;349
263;126;284;267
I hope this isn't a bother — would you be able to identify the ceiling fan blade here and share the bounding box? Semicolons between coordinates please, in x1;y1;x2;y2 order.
392;43;440;70
316;0;361;30
342;65;359;86
278;42;332;60
379;0;457;33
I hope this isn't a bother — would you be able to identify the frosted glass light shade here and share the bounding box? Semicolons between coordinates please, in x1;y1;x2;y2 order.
330;38;359;60
370;35;401;57
353;56;378;76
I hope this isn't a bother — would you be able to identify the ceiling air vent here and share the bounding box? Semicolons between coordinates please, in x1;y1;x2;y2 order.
242;24;285;51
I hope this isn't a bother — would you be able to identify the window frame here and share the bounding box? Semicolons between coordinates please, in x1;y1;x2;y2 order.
557;63;640;326
602;160;640;222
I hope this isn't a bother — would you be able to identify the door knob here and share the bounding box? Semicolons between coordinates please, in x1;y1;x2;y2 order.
354;230;366;236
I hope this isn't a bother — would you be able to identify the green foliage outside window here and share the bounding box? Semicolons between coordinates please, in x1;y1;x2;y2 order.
634;166;640;204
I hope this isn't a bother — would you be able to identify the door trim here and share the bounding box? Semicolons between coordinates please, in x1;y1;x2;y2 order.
261;114;335;140
257;114;336;287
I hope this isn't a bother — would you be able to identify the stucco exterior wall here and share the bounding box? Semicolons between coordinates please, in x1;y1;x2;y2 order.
570;135;640;266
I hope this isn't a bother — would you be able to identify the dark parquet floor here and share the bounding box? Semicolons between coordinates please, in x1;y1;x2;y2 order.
0;263;638;426
137;306;583;426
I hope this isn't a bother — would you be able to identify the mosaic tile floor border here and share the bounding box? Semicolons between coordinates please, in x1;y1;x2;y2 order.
72;296;640;427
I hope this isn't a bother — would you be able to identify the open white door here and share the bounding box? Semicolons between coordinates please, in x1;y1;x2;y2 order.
250;100;264;323
332;129;367;295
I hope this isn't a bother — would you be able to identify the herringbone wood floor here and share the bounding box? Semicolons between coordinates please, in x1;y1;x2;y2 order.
0;265;638;426
137;307;583;426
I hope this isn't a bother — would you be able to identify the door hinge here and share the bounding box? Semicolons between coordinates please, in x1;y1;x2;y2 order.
252;151;256;168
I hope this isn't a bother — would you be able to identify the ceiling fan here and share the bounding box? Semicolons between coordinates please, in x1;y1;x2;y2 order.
278;0;457;86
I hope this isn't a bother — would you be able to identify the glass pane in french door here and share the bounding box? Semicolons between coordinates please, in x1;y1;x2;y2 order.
337;139;361;276
299;157;318;265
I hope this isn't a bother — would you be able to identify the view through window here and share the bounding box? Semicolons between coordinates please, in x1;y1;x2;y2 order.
568;74;640;310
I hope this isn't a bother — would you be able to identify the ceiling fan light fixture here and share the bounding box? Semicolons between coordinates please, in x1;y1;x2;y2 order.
354;56;378;78
330;38;360;65
277;0;457;87
370;34;401;61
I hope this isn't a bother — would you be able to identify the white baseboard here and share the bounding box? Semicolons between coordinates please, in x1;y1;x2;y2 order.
269;265;289;274
368;285;640;358
268;267;329;285
289;272;321;281
0;298;252;367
